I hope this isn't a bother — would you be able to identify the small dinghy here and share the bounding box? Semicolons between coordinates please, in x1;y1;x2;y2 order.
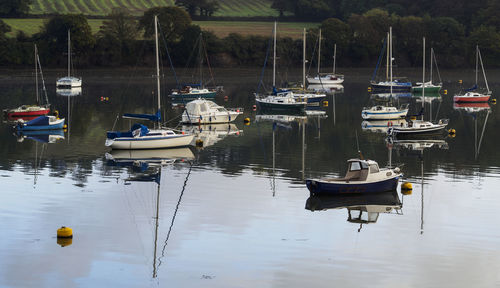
306;158;402;195
15;115;65;131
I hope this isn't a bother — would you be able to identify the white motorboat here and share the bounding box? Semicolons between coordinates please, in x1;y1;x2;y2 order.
105;16;193;150
56;30;81;88
361;104;408;120
181;99;242;124
361;119;407;133
182;123;242;147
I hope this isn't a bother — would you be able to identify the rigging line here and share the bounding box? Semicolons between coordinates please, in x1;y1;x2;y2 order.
157;20;180;88
157;161;194;268
307;34;319;76
371;36;387;82
256;25;274;95
36;54;49;106
476;110;490;159
432;50;442;84
202;36;216;87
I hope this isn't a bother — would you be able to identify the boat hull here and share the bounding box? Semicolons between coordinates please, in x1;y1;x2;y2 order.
307;76;344;85
17;118;65;131
370;82;412;92
169;91;216;101
5;108;50;119
411;86;441;93
256;100;306;114
387;124;447;136
453;95;491;103
306;176;400;195
56;77;82;88
182;112;241;124
106;134;194;150
361;110;408;120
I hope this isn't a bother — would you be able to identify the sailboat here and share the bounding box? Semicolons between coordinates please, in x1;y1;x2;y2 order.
3;45;50;119
412;48;442;93
370;28;412;92
454;45;492;103
255;22;308;114
105;16;194;150
56;30;82;88
306;29;344;85
387;38;448;137
169;33;217;101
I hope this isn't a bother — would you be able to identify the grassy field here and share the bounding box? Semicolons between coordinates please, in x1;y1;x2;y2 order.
28;0;279;17
3;18;319;39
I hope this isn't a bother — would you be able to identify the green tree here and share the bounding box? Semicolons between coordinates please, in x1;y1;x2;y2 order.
97;8;139;66
467;25;500;67
295;0;331;20
36;14;95;66
271;0;290;17
138;7;192;42
0;0;32;17
319;18;351;67
175;0;198;16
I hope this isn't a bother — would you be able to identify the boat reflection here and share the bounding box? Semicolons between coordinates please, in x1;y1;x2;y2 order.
362;119;407;134
105;147;194;171
307;84;344;94
453;102;491;113
182;123;242;148
370;92;412;101
56;87;82;97
15;129;65;144
305;190;402;231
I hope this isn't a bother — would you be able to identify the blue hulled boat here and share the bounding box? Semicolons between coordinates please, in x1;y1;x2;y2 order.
306;159;402;195
16;115;65;131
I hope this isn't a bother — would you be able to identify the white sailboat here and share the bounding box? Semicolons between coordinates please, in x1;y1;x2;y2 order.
255;22;308;113
56;30;82;88
387;37;448;137
306;29;344;84
412;48;442;93
105;16;193;150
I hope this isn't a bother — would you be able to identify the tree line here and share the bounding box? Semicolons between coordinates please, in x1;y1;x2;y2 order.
1;7;500;70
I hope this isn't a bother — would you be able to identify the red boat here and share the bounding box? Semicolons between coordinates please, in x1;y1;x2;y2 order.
4;105;50;119
3;45;51;121
453;92;491;103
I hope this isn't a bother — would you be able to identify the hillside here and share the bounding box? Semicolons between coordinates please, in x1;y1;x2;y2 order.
29;0;279;17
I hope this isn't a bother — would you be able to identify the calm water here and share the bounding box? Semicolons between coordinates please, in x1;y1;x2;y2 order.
1;67;500;287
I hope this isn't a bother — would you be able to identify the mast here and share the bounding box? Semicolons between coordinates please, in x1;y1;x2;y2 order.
35;44;39;105
430;48;433;84
303;28;306;89
155;16;161;118
152;168;161;278
317;29;321;75
333;43;337;75
475;45;478;86
477;46;490;94
199;32;203;87
273;21;276;88
422;37;425;121
67;30;70;77
386;32;389;80
389;28;392;96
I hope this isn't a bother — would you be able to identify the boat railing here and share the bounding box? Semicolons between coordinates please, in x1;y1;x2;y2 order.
227;107;244;113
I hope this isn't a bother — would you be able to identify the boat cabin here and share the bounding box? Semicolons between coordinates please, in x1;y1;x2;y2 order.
344;159;380;182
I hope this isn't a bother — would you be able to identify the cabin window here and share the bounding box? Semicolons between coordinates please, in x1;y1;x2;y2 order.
350;162;361;171
369;164;379;173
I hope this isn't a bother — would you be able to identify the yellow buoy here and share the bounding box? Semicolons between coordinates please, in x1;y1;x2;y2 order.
491;98;497;104
448;128;456;135
458;79;463;84
244;117;250;123
410;116;416;121
401;189;412;195
367;87;372;92
63;124;68;129
195;139;203;147
323;100;329;107
57;237;73;247
401;182;412;192
444;89;447;95
57;226;73;238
